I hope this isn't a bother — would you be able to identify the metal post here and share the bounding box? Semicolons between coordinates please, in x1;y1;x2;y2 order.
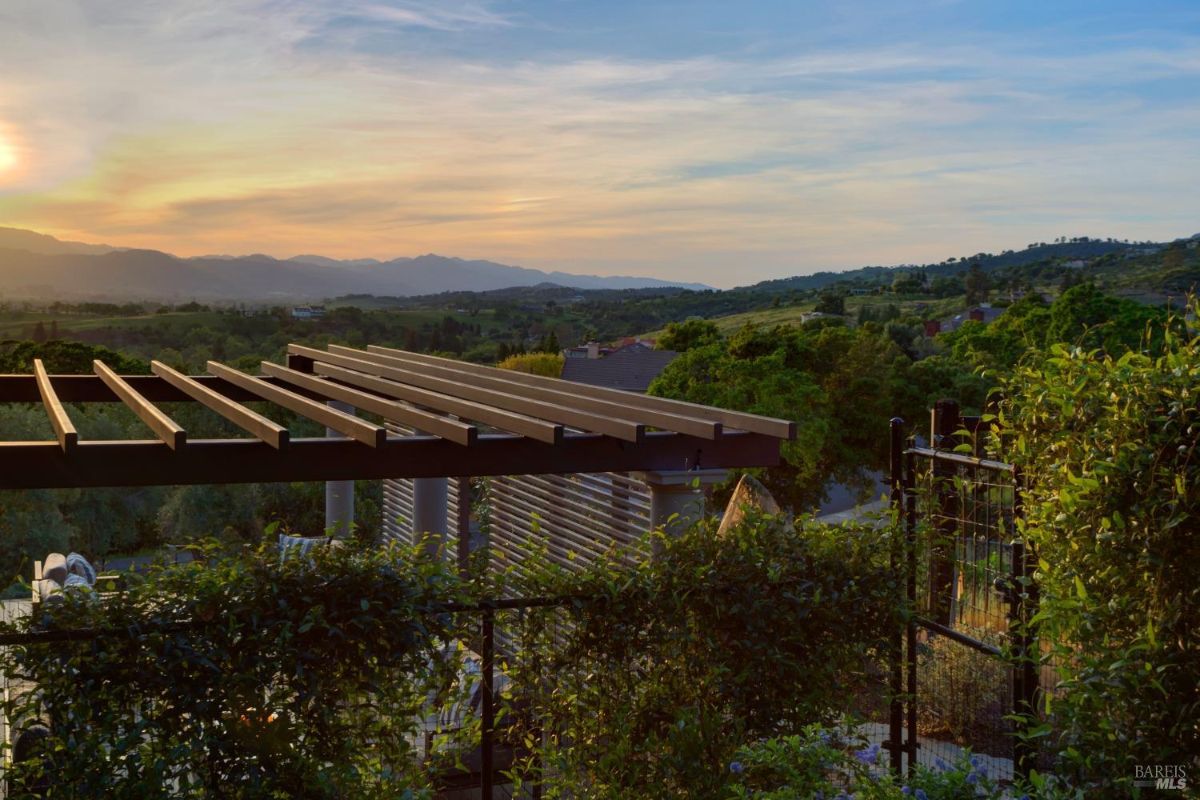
325;400;355;538
930;399;959;625
904;449;919;776
887;417;905;775
480;607;495;800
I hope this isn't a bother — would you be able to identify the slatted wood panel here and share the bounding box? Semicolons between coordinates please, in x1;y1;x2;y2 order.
488;471;651;590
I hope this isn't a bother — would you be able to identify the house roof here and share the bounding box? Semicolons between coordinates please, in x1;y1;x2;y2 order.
0;344;792;489
561;348;680;393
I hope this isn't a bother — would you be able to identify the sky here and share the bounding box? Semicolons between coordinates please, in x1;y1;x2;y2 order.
0;1;1197;288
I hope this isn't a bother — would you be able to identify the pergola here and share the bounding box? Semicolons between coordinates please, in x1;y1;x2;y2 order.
2;344;794;536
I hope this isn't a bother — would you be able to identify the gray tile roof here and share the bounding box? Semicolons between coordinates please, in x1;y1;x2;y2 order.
560;349;680;393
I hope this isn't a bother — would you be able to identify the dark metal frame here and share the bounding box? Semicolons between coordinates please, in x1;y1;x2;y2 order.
888;404;1040;781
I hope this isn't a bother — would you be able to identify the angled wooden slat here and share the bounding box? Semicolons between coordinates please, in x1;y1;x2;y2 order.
206;361;386;448
93;360;186;450
33;359;77;452
308;360;562;445
296;345;643;442
258;362;477;446
358;344;797;439
323;344;720;440
151;361;288;449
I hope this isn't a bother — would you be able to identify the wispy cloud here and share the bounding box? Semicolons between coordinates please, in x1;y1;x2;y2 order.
0;0;1197;286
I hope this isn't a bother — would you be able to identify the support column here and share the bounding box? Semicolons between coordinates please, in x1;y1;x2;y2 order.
412;476;449;555
634;469;728;536
325;400;355;538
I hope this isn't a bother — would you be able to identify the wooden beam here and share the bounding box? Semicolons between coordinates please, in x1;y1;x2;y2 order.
151;361;288;449
295;358;563;445
33;359;77;452
259;362;477;446
93;360;186;450
323;344;721;440
206;361;386;448
361;344;797;439
293;345;643;442
0;431;782;489
0;374;339;404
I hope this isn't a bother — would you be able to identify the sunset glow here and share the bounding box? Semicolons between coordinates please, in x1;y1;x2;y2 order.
0;132;16;176
0;1;1197;286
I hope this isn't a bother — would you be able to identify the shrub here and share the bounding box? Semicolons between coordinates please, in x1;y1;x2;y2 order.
729;726;1083;800
505;512;903;799
995;300;1200;792
497;352;563;377
0;540;477;799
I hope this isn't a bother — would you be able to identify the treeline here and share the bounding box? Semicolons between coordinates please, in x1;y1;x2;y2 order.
648;284;1172;511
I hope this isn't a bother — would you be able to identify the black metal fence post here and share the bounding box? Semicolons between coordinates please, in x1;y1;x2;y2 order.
887;417;905;775
904;448;919;776
930;399;960;626
481;607;495;800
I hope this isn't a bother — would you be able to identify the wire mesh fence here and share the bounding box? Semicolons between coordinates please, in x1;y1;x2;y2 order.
890;405;1040;784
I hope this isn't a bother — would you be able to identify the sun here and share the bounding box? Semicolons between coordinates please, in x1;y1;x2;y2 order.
0;132;17;174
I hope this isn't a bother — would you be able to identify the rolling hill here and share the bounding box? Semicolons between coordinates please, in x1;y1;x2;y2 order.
0;228;709;301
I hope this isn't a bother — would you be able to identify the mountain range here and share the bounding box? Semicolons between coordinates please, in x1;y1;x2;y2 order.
0;228;709;301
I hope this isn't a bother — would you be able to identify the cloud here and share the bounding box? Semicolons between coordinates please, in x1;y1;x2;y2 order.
0;1;1197;286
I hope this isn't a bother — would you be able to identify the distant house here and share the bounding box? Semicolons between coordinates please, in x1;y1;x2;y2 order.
1063;259;1087;269
563;338;657;361
291;305;326;319
940;304;1002;333
799;311;834;324
923;320;942;337
561;347;680;393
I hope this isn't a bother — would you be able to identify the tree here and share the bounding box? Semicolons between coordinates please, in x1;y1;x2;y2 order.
813;291;845;315
891;272;925;295
649;323;919;511
963;263;990;305
929;275;963;298
657;319;720;352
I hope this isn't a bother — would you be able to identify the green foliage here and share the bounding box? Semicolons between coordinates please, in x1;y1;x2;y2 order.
995;301;1200;792
964;264;990;306
656;318;721;352
729;729;1028;800
814;291;846;315
1;540;476;799
0;340;149;374
1045;283;1169;353
650;323;929;509
497;352;564;377
505;512;901;799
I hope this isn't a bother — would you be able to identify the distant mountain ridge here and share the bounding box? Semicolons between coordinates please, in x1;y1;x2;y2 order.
0;228;709;301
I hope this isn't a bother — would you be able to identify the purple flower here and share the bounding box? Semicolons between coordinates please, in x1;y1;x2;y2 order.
729;761;744;775
915;790;929;800
934;757;949;772
901;787;912;795
854;743;881;765
966;771;979;785
970;755;984;769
